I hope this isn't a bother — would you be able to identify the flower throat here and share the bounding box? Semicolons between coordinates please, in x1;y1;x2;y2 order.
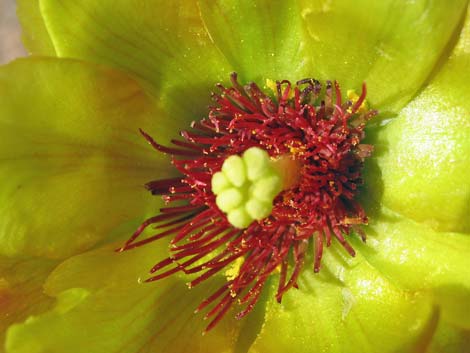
119;73;377;333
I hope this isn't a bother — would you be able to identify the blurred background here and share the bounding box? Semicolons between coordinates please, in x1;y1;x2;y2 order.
0;0;27;64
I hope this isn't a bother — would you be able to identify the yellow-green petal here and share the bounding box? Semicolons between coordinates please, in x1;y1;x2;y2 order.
39;0;233;125
16;0;56;56
198;0;307;83
426;320;470;353
5;242;251;353
249;245;434;353
0;257;57;352
298;0;468;112
0;58;170;259
370;5;470;233
356;207;470;329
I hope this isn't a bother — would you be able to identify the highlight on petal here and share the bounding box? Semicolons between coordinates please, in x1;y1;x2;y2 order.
0;57;172;259
298;0;468;112
198;0;308;82
39;0;233;123
5;242;253;353
0;257;57;349
357;207;470;329
16;0;56;55
371;4;470;233
249;244;435;353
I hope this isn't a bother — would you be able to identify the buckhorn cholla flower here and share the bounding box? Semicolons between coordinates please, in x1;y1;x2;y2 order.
0;1;469;352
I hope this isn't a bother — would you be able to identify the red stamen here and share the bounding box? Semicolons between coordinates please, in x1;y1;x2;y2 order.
120;74;377;332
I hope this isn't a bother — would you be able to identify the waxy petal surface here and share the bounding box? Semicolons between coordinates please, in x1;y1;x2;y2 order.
249;245;434;353
5;242;251;353
200;0;467;112
16;0;56;55
198;0;307;83
0;257;57;352
370;5;470;233
298;0;468;112
357;207;470;329
0;58;170;259
38;0;233;126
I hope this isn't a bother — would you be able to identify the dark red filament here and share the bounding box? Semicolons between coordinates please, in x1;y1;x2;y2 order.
119;73;376;333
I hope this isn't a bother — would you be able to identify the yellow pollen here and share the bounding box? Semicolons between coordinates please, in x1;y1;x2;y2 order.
288;143;306;156
225;257;245;281
265;79;295;99
347;89;368;113
343;217;365;225
265;79;277;93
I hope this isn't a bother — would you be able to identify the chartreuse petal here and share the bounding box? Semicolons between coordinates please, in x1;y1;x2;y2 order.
0;58;171;259
249;244;434;353
200;0;467;111
370;5;470;233
297;0;468;112
356;206;470;329
0;257;58;350
5;242;250;353
38;0;233;124
198;0;308;83
427;321;470;353
16;0;56;55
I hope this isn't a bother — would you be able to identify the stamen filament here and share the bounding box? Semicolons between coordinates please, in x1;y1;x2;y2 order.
120;73;377;333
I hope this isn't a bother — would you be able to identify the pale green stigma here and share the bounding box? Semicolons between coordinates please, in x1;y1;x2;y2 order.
212;147;283;228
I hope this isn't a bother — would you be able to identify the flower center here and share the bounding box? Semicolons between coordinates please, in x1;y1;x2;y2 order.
119;73;377;333
212;147;285;229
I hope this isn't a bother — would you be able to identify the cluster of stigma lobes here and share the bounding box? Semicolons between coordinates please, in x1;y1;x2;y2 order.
212;147;282;228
